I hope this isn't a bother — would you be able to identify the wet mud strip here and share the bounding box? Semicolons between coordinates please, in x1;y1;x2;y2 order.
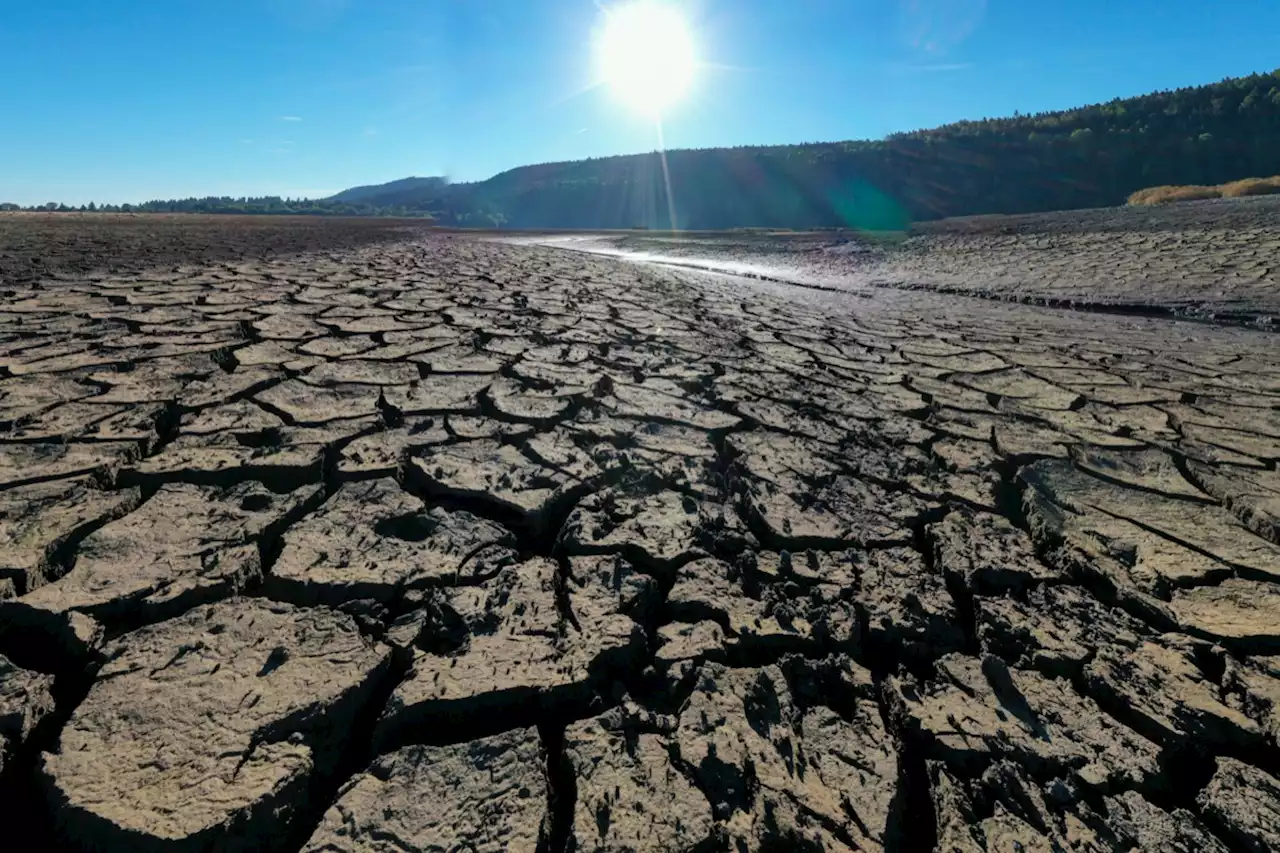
521;195;1280;330
1;216;1279;851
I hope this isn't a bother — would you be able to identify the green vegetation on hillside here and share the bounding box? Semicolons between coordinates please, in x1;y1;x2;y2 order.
402;69;1280;228
328;177;449;206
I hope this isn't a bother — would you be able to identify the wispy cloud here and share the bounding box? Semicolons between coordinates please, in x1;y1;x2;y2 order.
279;115;303;122
575;127;588;134
362;128;378;138
895;62;975;73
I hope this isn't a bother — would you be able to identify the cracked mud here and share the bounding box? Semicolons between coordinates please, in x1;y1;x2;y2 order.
1;213;1279;851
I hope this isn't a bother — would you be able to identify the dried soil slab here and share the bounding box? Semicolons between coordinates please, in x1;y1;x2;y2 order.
1168;399;1280;439
82;402;176;450
1083;637;1264;751
0;653;55;776
176;366;280;409
301;729;548;853
0;477;142;595
1071;446;1213;502
568;413;712;459
749;548;858;588
232;341;319;371
301;359;420;387
732;399;861;446
1182;423;1280;465
1224;656;1280;749
655;620;726;669
976;584;1150;678
383;373;493;415
0;373;97;423
412;345;504;376
928;759;1118;853
124;420;376;488
485;377;577;424
1;481;320;658
569;416;719;494
603;380;740;431
1101;789;1230;853
447;414;536;441
3;400;131;442
1169;578;1280;652
0;441;139;490
1189;461;1280;545
665;557;858;659
254;380;383;424
295;335;377;358
742;473;929;549
929;762;999;853
1024;473;1238;602
732;429;928;486
932;759;1229;852
376;558;644;749
930;509;1060;594
674;662;898;852
855;547;964;662
1022;459;1280;583
909;375;1000;412
565;715;715;851
334;419;450;478
562;489;709;573
664;557;745;628
992;418;1073;459
889;653;1161;791
125;434;326;488
179;400;284;436
1197;757;1280;852
40;599;392;853
407;439;592;529
956;368;1081;411
268;477;515;606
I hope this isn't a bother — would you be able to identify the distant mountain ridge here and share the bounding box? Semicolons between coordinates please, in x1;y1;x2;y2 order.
338;68;1280;229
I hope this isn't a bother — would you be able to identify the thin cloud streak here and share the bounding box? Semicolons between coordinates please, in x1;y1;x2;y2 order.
279;115;303;122
894;62;975;73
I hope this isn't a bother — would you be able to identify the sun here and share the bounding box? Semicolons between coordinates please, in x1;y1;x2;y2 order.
597;1;697;117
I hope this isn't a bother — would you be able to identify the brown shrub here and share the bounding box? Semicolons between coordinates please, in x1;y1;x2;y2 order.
1128;175;1280;205
1127;185;1221;205
1219;176;1280;197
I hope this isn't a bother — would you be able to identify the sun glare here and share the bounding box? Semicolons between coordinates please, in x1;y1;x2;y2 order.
597;1;696;117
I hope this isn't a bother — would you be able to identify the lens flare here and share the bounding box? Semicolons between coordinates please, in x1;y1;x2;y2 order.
597;1;697;116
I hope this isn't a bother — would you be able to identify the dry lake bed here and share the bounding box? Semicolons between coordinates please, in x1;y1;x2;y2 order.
1;207;1279;851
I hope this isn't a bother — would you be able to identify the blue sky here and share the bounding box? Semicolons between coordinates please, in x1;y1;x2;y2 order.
4;0;1279;205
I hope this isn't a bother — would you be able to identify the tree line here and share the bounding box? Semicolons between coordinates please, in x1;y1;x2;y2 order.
0;197;435;218
410;68;1280;229
10;69;1280;229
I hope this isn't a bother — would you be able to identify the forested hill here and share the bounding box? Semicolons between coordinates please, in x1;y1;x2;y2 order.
328;176;449;205
341;69;1280;229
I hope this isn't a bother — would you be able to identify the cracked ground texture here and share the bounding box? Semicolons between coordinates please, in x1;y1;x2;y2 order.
0;213;1279;852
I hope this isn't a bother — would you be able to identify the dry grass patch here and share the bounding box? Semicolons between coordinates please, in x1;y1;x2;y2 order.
1127;185;1222;205
1220;176;1280;198
1128;176;1280;205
